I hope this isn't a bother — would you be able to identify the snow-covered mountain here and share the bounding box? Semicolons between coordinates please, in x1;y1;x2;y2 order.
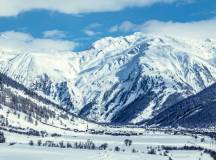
147;82;216;128
1;32;216;124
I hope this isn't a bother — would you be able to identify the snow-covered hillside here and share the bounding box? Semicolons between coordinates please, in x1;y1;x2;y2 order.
1;32;216;124
0;73;97;135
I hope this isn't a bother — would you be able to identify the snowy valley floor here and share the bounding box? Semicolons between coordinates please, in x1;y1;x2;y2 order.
0;129;216;160
0;144;212;160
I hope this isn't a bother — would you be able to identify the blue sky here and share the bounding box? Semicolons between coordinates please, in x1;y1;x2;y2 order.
0;0;216;51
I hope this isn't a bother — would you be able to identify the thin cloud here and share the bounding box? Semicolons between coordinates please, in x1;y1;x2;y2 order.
109;21;136;32
0;31;77;53
43;30;67;39
83;30;100;36
0;0;189;17
83;23;101;36
109;18;216;39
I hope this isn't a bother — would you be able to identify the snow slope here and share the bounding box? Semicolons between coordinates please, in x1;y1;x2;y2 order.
1;32;216;124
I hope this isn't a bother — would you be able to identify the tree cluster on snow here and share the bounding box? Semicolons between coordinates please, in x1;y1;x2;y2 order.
161;145;216;160
0;131;5;143
28;139;107;151
124;139;132;146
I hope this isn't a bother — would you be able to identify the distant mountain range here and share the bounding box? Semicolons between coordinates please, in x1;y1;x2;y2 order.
1;32;216;128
